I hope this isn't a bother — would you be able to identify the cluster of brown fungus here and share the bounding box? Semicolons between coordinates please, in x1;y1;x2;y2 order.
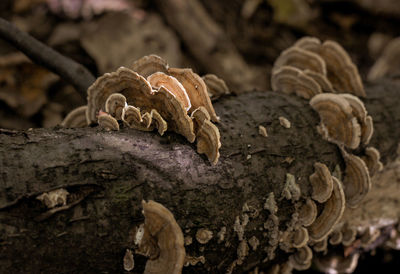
266;37;384;273
61;55;226;165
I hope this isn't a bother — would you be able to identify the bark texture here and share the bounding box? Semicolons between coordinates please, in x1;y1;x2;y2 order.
0;79;400;273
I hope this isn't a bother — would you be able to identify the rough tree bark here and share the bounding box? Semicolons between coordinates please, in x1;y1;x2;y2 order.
1;78;400;273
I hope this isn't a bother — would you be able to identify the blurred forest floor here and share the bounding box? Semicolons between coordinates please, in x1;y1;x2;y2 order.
0;0;400;272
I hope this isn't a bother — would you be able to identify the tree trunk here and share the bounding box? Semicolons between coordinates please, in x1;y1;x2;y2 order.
1;79;400;273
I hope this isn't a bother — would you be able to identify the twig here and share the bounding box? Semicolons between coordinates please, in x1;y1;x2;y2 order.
0;17;95;97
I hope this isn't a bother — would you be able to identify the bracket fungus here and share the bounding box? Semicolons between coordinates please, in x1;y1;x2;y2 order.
342;151;371;208
288;245;313;271
130;54;169;78
329;229;343;245
36;188;69;209
308;177;345;241
60;105;88;128
303;69;335;93
202;74;230;100
97;111;119;131
341;225;357;246
291;226;309;248
105;93;127;120
362;147;384;176
271;66;322;99
298;198;317;227
309;162;333;203
310;93;361;149
281;173;301;201
138;200;185;274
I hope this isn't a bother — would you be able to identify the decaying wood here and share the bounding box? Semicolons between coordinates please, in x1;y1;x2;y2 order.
1;78;400;273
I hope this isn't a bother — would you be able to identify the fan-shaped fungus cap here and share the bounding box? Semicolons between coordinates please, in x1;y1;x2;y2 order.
271;66;322;99
341;225;357;246
310;93;361;149
122;105;146;127
329;229;343;245
308;177;345;241
130;54;169;78
319;41;365;97
291;226;309;248
281;173;301;201
342;152;371;207
168;68;219;122
147;72;191;112
141;200;185;274
273;47;327;75
98;111;119;131
288;245;313;271
362;147;383;176
196;228;213;244
294;36;321;52
309;162;333;203
196;119;221;165
312;237;328;252
202;74;229;100
303;69;335;93
368;37;400;81
150;109;168;136
298;198;317;226
105;93;127;120
60;105;88;128
339;93;373;145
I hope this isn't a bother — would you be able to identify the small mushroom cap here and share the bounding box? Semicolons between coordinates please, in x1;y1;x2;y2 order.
288;245;313;271
294;36;322;52
312;237;328;252
291;226;309;248
202;74;229;100
273;47;327;75
147;72;191;111
309;162;333;203
362;146;383;176
150;109;168;136
130;54;169;78
191;106;211;131
342;152;371;207
98;111;119;131
303;69;335;93
329;229;343;245
122;105;144;128
361;115;373;145
60;105;88;128
105;93;127;120
142;200;185;274
168;68;219;122
196;119;221;165
341;225;357;246
310;93;361;149
298;198;317;226
271;66;322;99
308;177;345;241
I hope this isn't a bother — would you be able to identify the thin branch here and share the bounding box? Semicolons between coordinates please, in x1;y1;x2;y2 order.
0;17;95;97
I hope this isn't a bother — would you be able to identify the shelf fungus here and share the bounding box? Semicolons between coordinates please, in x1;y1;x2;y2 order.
308;177;345;241
36;188;69;209
273;47;327;75
291;226;309;248
138;200;185;274
202;74;230;100
309;162;333;203
312;237;328;253
361;147;384;176
329;229;343;245
60;105;88;128
310;93;361;149
303;69;335;93
288;245;313;271
97;111;119;131
295;37;365;97
298;198;318;227
271;66;322;99
341;225;357;246
342;152;371;207
281;173;301;201
130;54;169;78
105;93;127;120
122;106;167;136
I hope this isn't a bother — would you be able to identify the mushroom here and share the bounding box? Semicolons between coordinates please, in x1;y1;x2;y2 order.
361;146;384;176
310;93;361;149
339;93;373;145
303;69;335;92
308;177;345;241
272;47;327;75
298;198;317;226
150;109;168;136
291;226;309;248
202;74;229;100
98;111;119;131
312;237;328;253
36;188;69;209
288;245;313;270
196;228;213;244
309;162;333;203
139;200;185;274
60;105;88;128
294;36;321;52
147;72;191;112
342;151;371;207
281;173;301;201
271;66;322;99
130;54;169;78
329;229;343;245
168;68;219;122
122;106;167;136
341;225;357;246
105;93;127;120
368;37;400;81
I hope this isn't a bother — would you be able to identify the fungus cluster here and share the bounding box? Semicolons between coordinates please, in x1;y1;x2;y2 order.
61;55;227;165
